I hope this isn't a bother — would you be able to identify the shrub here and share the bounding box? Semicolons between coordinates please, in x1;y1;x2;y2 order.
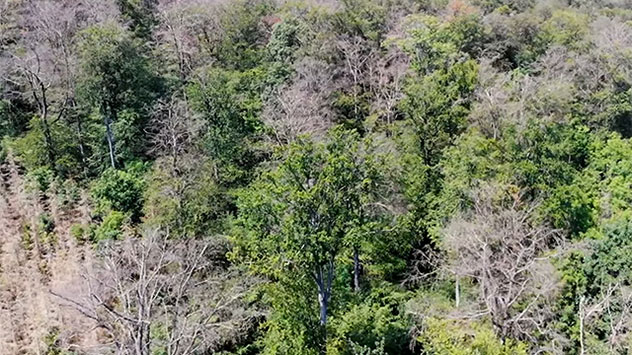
70;223;87;243
91;168;145;220
38;213;55;234
94;211;129;241
28;167;54;192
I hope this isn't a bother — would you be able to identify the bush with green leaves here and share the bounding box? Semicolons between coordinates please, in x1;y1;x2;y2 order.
91;166;145;220
327;284;412;355
94;210;129;241
70;223;89;244
417;318;527;355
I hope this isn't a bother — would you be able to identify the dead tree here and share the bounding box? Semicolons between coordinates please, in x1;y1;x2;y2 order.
443;185;563;342
52;229;262;354
336;35;375;121
148;95;203;175
0;0;118;172
578;283;632;355
262;58;335;144
367;47;409;128
155;0;227;81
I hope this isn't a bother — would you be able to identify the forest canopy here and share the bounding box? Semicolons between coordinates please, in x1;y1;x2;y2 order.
2;0;632;354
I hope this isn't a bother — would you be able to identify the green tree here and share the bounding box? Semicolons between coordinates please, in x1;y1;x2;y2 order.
233;128;391;351
77;22;162;170
116;0;158;40
187;67;265;187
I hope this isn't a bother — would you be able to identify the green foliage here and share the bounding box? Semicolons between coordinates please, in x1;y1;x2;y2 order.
212;0;276;70
6;0;632;353
44;327;63;355
402;14;487;73
70;223;89;243
332;91;372;133
11;116;82;177
395;54;478;244
556;251;588;353
94;210;129;241
38;213;55;234
583;133;632;220
538;10;590;51
583;217;632;296
187;67;265;187
267;18;307;63
257;279;322;355
91;166;145;220
400;59;478;165
0;98;30;138
144;159;228;237
438;131;507;216
554;216;632;353
27;166;54;192
333;0;388;43
327;285;411;355
233;128;396;352
21;222;33;250
542;183;596;237
418;318;528;355
51;179;82;213
509;122;591;195
116;0;158;39
234;128;392;276
77;22;162;168
472;0;534;13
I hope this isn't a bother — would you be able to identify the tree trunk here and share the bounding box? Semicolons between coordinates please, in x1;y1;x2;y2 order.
455;275;460;308
135;322;150;355
104;112;116;169
315;260;334;327
579;296;585;355
318;289;328;326
40;115;56;171
353;247;360;292
70;99;87;173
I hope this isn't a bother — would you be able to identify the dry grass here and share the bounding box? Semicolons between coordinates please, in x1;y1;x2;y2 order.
0;156;100;354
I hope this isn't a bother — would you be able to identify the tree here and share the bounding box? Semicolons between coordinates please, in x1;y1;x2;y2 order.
144;95;228;237
1;0;120;175
334;35;375;131
77;22;161;169
186;66;264;186
443;184;563;345
53;229;261;354
117;0;159;40
233;128;391;348
367;46;409;129
91;166;146;221
262;58;335;144
147;95;203;175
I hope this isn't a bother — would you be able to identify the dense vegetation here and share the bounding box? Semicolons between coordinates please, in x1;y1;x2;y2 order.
3;0;632;353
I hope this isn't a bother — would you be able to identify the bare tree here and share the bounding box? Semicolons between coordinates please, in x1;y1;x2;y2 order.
367;46;409;128
578;283;632;355
591;17;632;86
155;0;228;81
148;95;204;175
336;35;375;119
0;0;119;171
52;229;262;355
144;95;222;236
443;184;563;344
469;59;511;139
263;57;335;143
0;0;20;50
3;16;61;169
